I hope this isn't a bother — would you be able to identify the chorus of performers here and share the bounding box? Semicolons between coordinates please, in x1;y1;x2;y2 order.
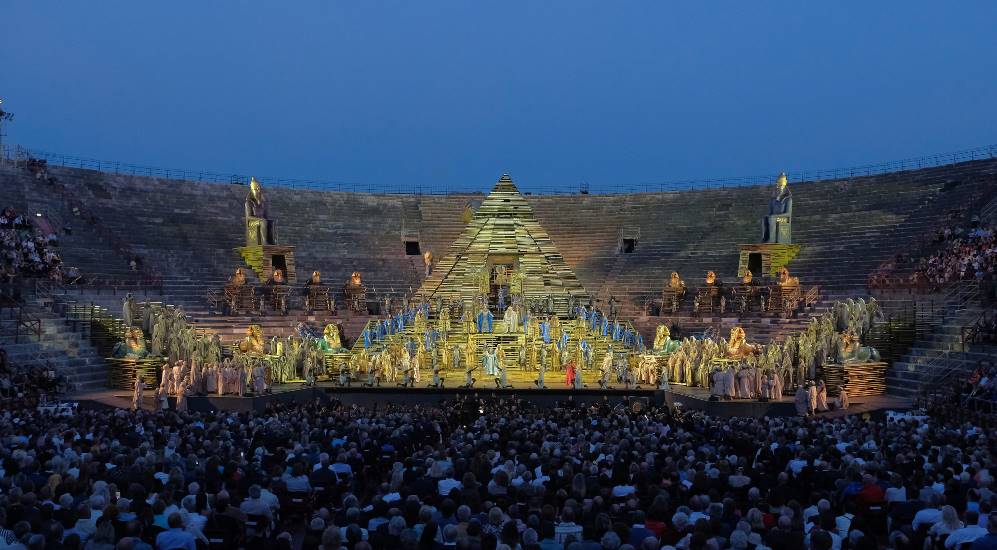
657;298;881;413
120;297;348;409
211;267;335;315
659;266;808;316
351;290;647;390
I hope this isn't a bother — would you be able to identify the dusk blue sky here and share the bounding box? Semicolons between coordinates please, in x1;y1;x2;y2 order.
2;2;996;192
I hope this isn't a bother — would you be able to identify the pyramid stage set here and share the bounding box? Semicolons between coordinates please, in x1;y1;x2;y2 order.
100;172;902;419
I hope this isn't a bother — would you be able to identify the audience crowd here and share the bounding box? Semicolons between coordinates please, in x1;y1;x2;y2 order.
0;395;995;550
871;220;997;293
0;348;66;412
913;222;997;286
0;206;63;284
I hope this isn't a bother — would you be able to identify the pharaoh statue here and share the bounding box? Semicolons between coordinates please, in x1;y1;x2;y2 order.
761;172;792;244
245;176;276;246
652;325;681;354
319;323;345;352
423;250;434;276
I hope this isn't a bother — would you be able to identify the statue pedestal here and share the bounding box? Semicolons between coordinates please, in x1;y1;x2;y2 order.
236;245;297;283
820;361;887;397
737;243;800;278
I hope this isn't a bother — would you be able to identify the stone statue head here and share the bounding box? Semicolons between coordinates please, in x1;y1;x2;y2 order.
351;271;362;286
311;270;321;283
249;176;263;199
742;270;753;284
775;172;788;196
669;272;682;287
705;271;717;285
273;269;285;283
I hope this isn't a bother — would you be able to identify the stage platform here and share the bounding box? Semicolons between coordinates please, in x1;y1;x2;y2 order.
72;381;913;418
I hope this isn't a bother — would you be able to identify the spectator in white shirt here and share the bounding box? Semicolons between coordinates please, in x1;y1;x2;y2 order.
283;462;313;493
438;467;463;496
240;485;274;524
944;510;987;549
928;505;963;538
912;494;944;531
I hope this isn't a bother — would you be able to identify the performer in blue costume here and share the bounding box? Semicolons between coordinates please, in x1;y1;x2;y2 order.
541;320;551;344
363;328;372;349
581;339;593;370
601;315;610;337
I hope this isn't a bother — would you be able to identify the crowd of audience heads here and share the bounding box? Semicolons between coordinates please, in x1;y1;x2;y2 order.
870;216;997;294
0;395;995;550
0;205;63;284
0;348;65;412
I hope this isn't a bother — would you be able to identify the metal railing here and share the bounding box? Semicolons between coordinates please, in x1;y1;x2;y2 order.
4;142;997;196
914;281;984;393
0;285;43;343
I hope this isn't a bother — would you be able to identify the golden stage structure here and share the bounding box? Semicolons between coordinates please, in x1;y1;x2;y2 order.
416;174;589;314
348;175;651;388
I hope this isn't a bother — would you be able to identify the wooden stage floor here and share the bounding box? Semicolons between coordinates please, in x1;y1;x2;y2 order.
72;381;914;419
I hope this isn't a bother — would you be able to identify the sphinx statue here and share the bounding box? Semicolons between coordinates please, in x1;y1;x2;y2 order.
229;267;247;287
776;267;800;288
762;172;793;244
661;272;687;313
725;327;762;360
652;324;681;354
239;325;265;354
113;327;149;359
318;323;345;352
742;270;754;285
835;329;880;363
245;176;276;246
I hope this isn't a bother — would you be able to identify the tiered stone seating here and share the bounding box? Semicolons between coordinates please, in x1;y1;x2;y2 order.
529;160;996;317
3;157;996;392
885;302;990;398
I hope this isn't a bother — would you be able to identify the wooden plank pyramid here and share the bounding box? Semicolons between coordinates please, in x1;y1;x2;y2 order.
416;174;590;315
